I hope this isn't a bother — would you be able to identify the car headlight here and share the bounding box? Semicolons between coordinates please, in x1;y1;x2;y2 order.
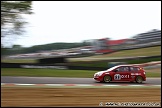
94;73;97;77
94;72;103;77
98;73;103;76
94;73;100;77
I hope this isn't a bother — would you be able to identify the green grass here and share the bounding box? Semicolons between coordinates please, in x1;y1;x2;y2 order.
145;68;161;77
1;68;161;78
146;72;161;77
68;46;161;68
69;46;161;62
69;57;161;68
125;57;161;64
93;46;161;58
1;59;37;63
1;68;96;78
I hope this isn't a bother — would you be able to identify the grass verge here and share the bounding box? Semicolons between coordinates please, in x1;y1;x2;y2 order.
91;46;161;58
1;88;161;107
1;68;96;78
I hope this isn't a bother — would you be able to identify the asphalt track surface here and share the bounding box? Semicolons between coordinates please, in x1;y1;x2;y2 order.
1;76;161;85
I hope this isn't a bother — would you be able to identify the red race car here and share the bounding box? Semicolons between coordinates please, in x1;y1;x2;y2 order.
94;65;146;83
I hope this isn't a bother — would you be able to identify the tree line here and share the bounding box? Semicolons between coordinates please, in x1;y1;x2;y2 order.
1;42;91;56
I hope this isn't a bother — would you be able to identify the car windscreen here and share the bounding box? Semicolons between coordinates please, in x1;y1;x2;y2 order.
106;65;120;71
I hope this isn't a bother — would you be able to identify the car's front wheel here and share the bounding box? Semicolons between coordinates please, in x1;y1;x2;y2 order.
136;76;143;83
103;75;111;83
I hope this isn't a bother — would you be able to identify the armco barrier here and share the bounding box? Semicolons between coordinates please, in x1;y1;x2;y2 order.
2;61;161;71
1;63;66;69
68;66;106;71
104;55;161;62
1;55;161;71
38;57;67;64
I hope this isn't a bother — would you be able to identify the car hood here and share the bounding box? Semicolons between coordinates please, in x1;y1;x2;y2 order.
96;70;108;75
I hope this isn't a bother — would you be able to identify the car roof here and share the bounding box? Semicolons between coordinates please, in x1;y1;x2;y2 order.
115;65;142;67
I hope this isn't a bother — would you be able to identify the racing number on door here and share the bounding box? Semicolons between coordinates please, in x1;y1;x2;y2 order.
114;74;129;80
114;74;121;80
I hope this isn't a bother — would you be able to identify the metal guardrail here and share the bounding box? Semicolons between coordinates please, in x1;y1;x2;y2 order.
1;55;161;71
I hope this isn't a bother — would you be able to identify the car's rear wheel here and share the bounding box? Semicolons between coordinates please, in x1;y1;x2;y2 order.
136;76;143;83
103;75;111;83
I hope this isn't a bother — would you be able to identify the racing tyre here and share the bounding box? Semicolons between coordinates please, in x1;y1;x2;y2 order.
136;76;143;83
103;75;111;83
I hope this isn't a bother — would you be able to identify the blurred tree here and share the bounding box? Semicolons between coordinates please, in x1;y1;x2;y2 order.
12;45;22;50
1;1;33;47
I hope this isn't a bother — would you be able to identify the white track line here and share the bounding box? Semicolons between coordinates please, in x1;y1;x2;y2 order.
1;83;161;87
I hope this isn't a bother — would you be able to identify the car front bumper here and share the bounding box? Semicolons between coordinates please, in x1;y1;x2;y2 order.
94;76;103;82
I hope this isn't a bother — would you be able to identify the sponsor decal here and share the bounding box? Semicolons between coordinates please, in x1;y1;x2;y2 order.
131;73;135;75
114;74;130;80
131;73;140;75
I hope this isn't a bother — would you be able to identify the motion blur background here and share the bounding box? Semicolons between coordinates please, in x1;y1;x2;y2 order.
1;1;161;107
1;1;161;70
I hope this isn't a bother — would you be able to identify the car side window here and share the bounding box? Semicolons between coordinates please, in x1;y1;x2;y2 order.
115;67;123;72
124;67;129;72
130;67;139;72
119;67;124;71
134;67;139;71
116;67;129;72
130;67;134;71
115;67;120;72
